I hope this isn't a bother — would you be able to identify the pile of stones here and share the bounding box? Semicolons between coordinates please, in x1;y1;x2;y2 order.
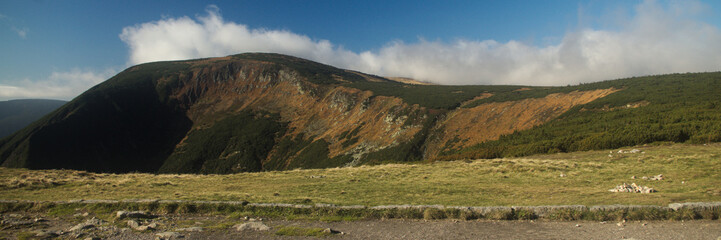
609;183;656;193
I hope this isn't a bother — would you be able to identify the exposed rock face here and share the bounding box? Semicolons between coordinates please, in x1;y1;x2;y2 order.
152;55;427;171
0;54;428;173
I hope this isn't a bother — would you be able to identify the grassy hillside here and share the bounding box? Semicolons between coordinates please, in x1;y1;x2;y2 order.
0;62;194;172
1;53;719;174
344;82;514;109
1;143;719;207
159;110;285;174
344;72;721;160
439;73;721;160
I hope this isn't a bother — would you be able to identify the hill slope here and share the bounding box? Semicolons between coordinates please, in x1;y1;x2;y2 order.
0;53;719;173
0;99;66;138
438;73;721;160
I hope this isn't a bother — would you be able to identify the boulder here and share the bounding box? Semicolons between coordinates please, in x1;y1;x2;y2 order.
234;222;270;231
116;211;154;219
323;228;344;234
127;220;140;229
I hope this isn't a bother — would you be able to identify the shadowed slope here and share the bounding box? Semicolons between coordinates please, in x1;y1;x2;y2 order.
0;99;66;138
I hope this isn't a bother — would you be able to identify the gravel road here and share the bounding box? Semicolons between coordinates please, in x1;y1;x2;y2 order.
3;212;720;240
181;219;721;240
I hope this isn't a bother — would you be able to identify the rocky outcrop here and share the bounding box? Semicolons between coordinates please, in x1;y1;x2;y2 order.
159;56;428;170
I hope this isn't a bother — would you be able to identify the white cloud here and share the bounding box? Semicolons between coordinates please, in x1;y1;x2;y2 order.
119;1;721;86
0;13;28;39
12;26;27;39
119;6;354;67
0;68;117;101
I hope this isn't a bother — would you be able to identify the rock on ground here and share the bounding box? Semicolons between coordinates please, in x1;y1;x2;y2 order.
155;231;183;239
608;183;656;193
176;227;204;232
116;211;154;219
235;222;270;231
32;229;59;238
68;217;106;232
127;219;140;229
323;228;344;234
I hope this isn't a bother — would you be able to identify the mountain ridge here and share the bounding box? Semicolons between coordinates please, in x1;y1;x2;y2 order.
1;53;719;173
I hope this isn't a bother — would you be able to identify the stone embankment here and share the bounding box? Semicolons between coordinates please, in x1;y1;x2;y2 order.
1;199;719;220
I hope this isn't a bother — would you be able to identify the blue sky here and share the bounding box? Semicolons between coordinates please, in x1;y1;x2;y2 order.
1;0;720;100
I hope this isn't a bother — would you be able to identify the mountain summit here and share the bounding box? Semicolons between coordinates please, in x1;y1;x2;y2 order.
1;53;719;173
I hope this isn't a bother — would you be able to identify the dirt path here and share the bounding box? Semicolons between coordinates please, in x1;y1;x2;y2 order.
201;219;721;240
2;212;720;240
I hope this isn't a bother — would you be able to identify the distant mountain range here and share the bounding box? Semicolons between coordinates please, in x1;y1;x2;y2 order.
1;53;719;173
0;99;66;138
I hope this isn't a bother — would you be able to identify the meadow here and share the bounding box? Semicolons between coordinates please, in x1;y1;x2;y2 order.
1;143;719;207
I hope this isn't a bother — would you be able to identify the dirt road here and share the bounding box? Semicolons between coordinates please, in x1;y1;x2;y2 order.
186;219;721;240
3;212;720;240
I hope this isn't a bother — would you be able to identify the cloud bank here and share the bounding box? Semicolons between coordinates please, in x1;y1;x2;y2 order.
0;69;116;101
120;1;721;86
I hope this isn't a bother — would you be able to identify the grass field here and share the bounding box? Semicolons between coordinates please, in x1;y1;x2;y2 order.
1;143;719;208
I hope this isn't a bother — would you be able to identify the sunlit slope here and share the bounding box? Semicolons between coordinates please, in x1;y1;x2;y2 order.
437;73;721;160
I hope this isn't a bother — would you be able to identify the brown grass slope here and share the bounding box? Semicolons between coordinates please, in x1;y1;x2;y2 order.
426;89;619;157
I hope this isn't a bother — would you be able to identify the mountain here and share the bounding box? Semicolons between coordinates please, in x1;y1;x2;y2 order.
1;53;720;173
0;99;66;138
